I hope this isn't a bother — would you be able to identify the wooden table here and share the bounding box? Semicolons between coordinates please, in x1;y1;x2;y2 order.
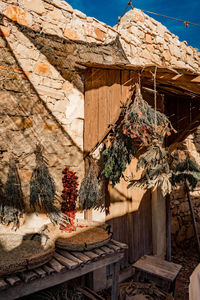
133;255;182;296
0;239;127;300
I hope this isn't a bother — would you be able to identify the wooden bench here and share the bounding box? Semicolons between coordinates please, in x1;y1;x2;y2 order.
0;239;127;300
132;255;182;296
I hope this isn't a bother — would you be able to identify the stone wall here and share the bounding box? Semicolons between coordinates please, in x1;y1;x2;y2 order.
0;0;199;230
117;9;200;72
170;128;200;249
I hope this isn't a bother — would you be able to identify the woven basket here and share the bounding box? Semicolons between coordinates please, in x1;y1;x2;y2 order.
0;233;54;277
55;222;112;252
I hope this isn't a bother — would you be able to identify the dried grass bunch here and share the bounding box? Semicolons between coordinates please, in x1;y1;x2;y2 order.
30;144;62;225
79;158;105;210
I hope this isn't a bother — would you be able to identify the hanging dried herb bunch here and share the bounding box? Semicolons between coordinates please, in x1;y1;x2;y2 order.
0;179;5;223
60;167;78;232
101;129;135;186
79;157;105;210
172;158;200;190
122;84;175;145
3;157;25;229
128;144;174;196
30;144;62;225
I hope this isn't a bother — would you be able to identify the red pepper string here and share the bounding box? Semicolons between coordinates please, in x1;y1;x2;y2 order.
60;167;79;232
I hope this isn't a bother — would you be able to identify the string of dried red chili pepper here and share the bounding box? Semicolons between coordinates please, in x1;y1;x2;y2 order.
60;167;78;232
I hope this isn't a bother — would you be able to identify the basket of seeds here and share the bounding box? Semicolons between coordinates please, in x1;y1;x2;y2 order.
0;232;54;277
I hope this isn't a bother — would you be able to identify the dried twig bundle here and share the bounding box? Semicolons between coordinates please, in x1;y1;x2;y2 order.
122;84;175;145
30;144;62;225
79;158;105;210
128;144;174;196
3;157;25;229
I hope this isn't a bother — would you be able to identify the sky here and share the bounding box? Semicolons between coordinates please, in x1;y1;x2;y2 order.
66;0;200;50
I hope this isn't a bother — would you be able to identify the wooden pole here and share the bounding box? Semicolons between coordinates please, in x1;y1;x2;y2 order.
185;181;200;254
166;194;171;261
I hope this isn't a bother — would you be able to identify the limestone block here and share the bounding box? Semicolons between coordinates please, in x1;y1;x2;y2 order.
50;0;73;12
163;50;171;61
186;46;194;56
74;9;86;19
145;33;152;44
66;91;84;119
64;26;80;40
23;0;45;15
85;23;106;42
37;85;65;100
0;26;11;37
54;99;67;113
156;23;166;37
34;62;51;76
4;6;32;27
169;44;181;58
46;8;66;23
16;44;40;60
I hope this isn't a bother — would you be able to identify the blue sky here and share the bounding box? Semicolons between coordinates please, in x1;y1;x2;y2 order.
66;0;200;50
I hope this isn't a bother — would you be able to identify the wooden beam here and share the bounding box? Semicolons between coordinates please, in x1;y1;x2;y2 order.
0;252;124;300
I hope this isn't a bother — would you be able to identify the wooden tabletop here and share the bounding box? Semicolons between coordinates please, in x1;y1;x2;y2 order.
133;255;182;282
0;239;127;300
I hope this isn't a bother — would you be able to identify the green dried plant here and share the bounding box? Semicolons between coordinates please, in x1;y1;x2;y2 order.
3;157;25;229
102;129;135;186
172;159;200;190
79;158;105;211
30;144;63;225
122;84;175;145
128;144;174;196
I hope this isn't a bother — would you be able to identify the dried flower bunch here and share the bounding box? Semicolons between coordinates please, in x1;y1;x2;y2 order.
122;85;175;145
79;158;105;210
101;129;135;187
30;144;62;225
128;144;175;196
60;167;78;232
3;157;25;229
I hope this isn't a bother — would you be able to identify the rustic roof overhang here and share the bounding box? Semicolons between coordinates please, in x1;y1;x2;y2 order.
80;62;200;97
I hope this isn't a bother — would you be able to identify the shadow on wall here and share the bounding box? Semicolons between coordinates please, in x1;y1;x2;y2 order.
106;189;152;266
0;27;84;204
0;12;128;93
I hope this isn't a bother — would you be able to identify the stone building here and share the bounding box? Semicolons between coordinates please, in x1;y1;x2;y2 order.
0;0;199;253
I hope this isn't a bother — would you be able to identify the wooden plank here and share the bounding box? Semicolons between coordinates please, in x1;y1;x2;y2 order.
106;242;121;252
42;265;56;275
133;255;182;281
56;249;84;266
5;276;21;286
53;252;79;270
94;248;106;257
48;258;65;273
111;262;120;300
34;267;46;278
0;279;9;291
0;252;124;300
98;69;109;143
83;251;99;261
108;69;121;126
110;239;128;249
20;271;38;283
72;251;91;264
77;287;105;300
84;68;99;153
100;246;114;254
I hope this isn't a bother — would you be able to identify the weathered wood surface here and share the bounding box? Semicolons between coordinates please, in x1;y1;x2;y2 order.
0;240;126;300
133;255;182;282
